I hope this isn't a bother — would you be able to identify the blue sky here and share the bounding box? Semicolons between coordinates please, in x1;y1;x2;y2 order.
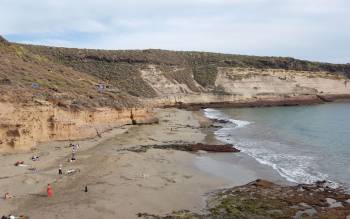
1;0;349;63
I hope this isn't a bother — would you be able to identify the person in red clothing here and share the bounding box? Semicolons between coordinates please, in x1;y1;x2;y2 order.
47;184;53;197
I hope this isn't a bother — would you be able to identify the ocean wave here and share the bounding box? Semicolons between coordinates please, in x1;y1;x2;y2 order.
229;119;251;128
243;147;329;184
203;108;340;189
246;147;340;189
203;108;251;129
222;136;339;188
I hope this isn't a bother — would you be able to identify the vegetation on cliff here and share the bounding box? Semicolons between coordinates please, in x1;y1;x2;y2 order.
19;43;350;99
0;37;139;109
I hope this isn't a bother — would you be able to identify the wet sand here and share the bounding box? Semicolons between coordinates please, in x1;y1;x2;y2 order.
0;108;285;218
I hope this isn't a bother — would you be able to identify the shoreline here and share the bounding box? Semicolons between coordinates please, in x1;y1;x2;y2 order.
192;109;292;186
200;103;350;192
0;107;349;218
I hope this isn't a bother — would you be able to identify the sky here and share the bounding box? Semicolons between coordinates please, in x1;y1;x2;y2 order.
0;0;349;63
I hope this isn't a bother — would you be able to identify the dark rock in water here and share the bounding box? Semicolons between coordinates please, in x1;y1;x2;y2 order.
189;143;240;153
315;180;327;186
123;143;240;153
209;124;223;128
210;118;230;124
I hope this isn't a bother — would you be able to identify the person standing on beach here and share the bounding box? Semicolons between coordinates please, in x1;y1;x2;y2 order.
58;164;63;175
71;144;76;161
70;144;79;161
47;184;53;197
71;150;76;161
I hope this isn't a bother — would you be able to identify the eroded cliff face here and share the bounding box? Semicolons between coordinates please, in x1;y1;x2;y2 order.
0;102;156;151
140;65;350;107
215;67;349;97
212;67;350;106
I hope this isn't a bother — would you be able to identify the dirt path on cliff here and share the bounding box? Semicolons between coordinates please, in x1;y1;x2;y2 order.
0;108;258;219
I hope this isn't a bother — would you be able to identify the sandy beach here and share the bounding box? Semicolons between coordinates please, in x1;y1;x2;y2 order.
1;106;350;219
0;108;274;218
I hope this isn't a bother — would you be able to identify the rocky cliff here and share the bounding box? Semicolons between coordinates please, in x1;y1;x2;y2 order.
140;65;350;107
1;36;350;150
0;102;155;152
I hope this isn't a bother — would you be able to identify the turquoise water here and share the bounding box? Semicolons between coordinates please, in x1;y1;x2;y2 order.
204;102;350;189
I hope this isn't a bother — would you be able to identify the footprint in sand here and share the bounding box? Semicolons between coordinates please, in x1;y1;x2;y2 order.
182;175;193;179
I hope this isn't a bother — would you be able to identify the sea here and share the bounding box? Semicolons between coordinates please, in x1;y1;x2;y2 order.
203;102;350;190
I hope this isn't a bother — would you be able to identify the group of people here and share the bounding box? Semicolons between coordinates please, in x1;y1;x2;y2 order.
49;143;83;197
2;142;88;218
6;142;81;200
58;143;80;176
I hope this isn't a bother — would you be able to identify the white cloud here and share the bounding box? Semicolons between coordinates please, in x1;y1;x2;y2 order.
0;0;349;63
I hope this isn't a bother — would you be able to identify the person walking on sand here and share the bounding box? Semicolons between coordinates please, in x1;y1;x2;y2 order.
47;184;53;197
70;144;79;162
71;150;76;161
58;164;63;175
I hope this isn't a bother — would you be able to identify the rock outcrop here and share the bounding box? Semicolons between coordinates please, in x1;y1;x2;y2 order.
141;179;350;219
0;102;157;151
140;65;350;107
120;143;240;153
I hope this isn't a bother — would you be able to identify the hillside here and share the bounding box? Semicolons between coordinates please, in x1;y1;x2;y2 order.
0;38;139;109
1;35;350;150
22;44;350;99
19;42;350;108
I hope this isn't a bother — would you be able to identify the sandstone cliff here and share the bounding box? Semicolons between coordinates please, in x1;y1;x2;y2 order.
139;65;350;107
0;102;156;152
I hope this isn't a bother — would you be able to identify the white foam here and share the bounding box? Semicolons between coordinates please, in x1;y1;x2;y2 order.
229;119;251;128
203;108;226;120
203;108;340;188
231;139;339;187
204;108;251;129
